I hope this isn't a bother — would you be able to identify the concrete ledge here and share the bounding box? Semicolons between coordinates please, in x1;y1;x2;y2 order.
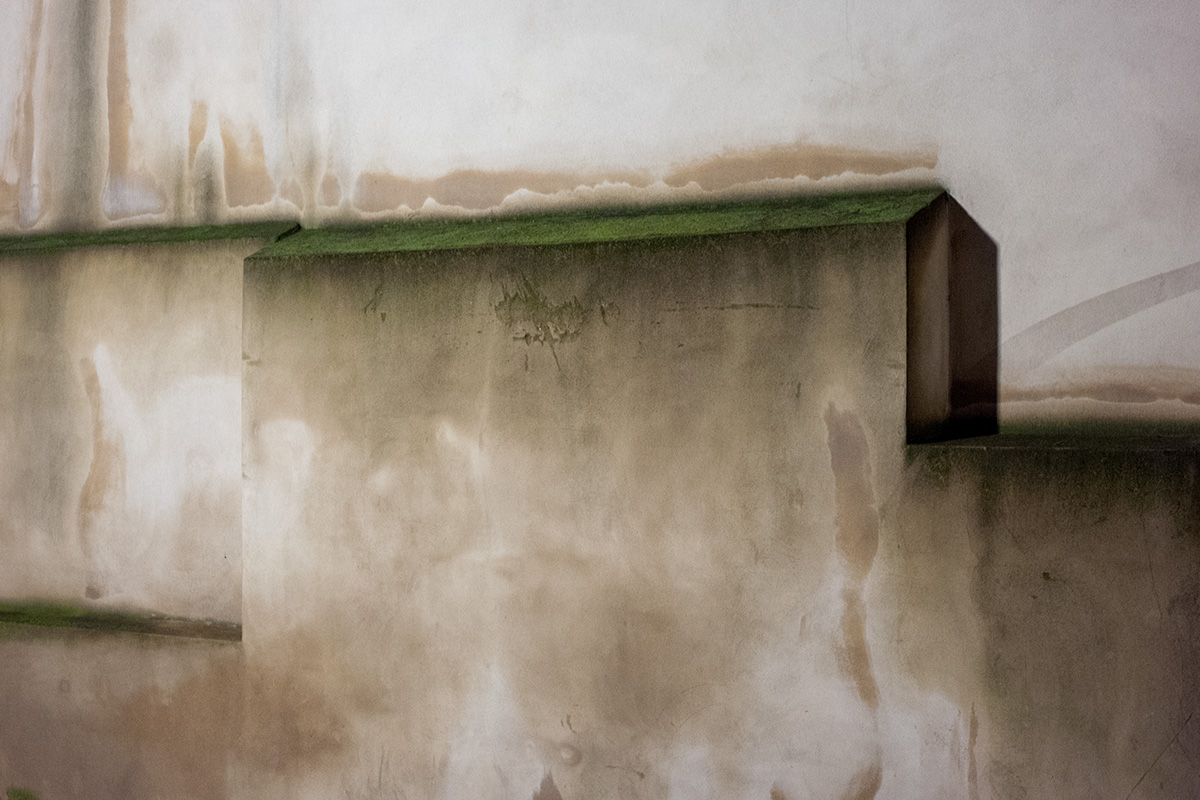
248;188;942;258
0;601;241;642
910;433;1200;452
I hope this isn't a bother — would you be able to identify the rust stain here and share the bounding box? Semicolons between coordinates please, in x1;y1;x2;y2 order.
77;355;126;598
839;758;883;800
825;404;881;712
318;172;342;206
664;142;936;191
219;118;275;207
532;771;564;800
770;784;788;800
188;100;208;169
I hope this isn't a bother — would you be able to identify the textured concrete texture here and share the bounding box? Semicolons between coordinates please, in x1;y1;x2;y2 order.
0;237;271;623
1;210;1198;799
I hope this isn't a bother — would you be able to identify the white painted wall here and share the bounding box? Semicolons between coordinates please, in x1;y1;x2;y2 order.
1;0;1198;412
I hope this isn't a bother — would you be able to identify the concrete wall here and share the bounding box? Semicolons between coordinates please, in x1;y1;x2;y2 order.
2;0;1200;422
3;217;1197;799
0;238;260;623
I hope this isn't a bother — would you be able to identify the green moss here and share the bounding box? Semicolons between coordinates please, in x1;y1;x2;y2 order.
0;600;241;642
249;188;943;259
7;789;39;800
0;221;298;254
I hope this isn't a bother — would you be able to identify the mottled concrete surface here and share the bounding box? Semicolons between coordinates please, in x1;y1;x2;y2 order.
1;221;1198;799
0;239;258;622
3;0;1200;422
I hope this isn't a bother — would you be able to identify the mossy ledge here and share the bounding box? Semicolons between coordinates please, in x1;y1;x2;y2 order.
0;221;299;254
249;187;943;259
0;600;241;642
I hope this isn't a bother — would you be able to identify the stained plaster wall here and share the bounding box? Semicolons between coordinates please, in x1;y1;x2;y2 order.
5;216;1196;799
0;237;262;623
2;0;1200;425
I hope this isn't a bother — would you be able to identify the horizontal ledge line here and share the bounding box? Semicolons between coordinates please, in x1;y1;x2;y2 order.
909;433;1200;452
247;188;942;259
0;222;299;254
0;600;241;642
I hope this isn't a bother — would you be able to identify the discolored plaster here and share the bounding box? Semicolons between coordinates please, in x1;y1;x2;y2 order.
219;119;275;209
663;142;937;192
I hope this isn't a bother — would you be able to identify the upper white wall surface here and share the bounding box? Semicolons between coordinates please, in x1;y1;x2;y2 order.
2;0;1199;406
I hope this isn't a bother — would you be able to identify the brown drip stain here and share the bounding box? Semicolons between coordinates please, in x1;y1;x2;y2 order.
968;704;980;800
1;0;43;223
770;784;788;800
351;142;930;212
105;0;131;180
318;172;342;206
353;168;649;212
219;117;275;207
664;142;936;191
825;404;881;712
102;0;162;218
839;758;883;800
1003;365;1200;406
77;355;126;598
532;771;564;800
0;180;15;216
835;590;880;711
188;100;208;169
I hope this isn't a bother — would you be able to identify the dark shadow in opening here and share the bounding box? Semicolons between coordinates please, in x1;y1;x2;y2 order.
907;193;999;443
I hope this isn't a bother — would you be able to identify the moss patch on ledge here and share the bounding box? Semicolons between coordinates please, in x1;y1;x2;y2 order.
0;221;298;254
0;600;241;642
249;188;943;259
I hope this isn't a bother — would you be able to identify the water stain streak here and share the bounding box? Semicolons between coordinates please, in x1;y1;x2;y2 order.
219;118;275;207
532;771;564;800
665;142;936;191
825;404;881;712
